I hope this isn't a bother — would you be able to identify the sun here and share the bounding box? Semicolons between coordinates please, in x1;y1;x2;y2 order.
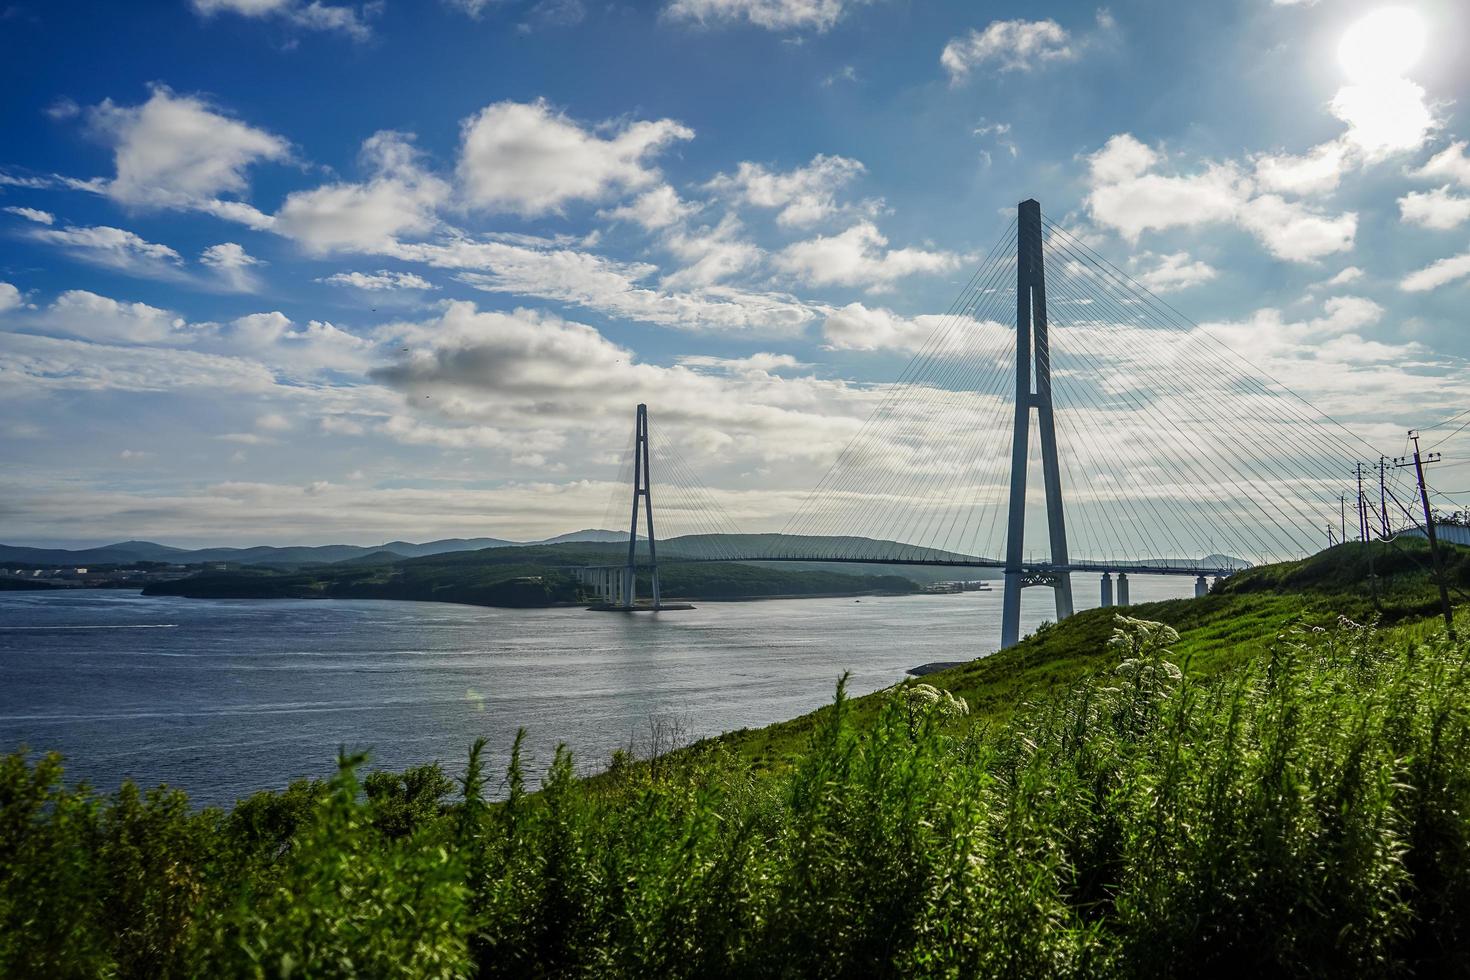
1339;7;1428;81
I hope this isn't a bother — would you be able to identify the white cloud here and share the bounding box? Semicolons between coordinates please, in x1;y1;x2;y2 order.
1131;251;1218;293
1414;142;1470;187
190;0;376;40
662;0;857;33
1085;135;1243;238
274;131;448;253
598;184;701;230
257;412;293;431
200;242;265;292
387;236;815;333
1399;187;1470;230
821;303;961;351
3;206;54;225
1330;77;1437;163
1253;141;1348;196
321;269;437;290
85;86;289;212
1085;134;1356;262
370;301;875;473
1322;266;1364;288
224;311;377;373
660;214;762;288
28;224;185;277
442;0;489;14
0;332;277;395
776;221;964;291
1400;250;1470;292
0;282;24;313
1236;194;1357;262
457;99;693;216
33;290;188;344
705;154;866;227
941;17;1074;82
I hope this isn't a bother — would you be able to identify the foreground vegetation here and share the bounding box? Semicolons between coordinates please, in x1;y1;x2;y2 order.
6;541;1468;976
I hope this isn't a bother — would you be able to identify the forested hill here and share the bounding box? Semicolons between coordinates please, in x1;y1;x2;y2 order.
143;541;920;607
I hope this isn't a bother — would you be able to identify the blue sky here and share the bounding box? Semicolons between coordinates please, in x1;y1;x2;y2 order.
1;0;1468;550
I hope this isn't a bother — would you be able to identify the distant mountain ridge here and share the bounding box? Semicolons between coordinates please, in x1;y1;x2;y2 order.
0;529;630;567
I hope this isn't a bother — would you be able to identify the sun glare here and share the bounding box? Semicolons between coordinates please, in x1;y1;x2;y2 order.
1339;6;1428;81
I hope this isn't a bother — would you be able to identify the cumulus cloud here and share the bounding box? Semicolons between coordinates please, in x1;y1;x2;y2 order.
370;301;880;475
0;282;25;313
1400;250;1470;293
775;221;963;291
321;269;437;290
84;85;289;214
822;303;950;351
1084;134;1356;262
1414;142;1470;187
33;290;189;344
201;242;265;292
1399;186;1470;230
705;154;866;227
386;235;815;333
1329;77;1437;163
660;214;762;288
28;223;186;277
274;131;449;253
940;17;1075;82
1131;251;1218;293
0;332;280;395
223;311;377;372
190;0;377;40
662;0;857;33
1253;141;1348;196
1321;266;1364;288
598;184;701;230
3;206;54;224
457;99;692;216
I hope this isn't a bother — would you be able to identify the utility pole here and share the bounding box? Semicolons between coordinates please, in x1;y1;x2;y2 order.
1340;494;1347;546
1394;431;1454;639
1378;456;1391;538
1356;463;1367;542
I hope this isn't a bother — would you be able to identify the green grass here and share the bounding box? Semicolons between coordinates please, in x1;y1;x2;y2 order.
6;541;1470;977
686;540;1468;777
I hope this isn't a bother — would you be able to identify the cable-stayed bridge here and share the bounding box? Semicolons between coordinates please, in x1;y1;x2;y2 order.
579;199;1408;648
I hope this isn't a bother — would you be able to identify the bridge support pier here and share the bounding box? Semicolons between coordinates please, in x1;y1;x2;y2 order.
1116;572;1129;606
1001;199;1074;648
1195;575;1208;598
1100;572;1113;608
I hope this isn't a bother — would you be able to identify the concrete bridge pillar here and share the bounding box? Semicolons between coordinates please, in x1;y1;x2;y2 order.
1116;573;1129;606
1194;575;1209;598
1213;575;1223;591
1100;572;1113;607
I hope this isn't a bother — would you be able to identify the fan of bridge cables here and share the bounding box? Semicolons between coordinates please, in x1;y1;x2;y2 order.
770;210;1418;568
598;413;749;561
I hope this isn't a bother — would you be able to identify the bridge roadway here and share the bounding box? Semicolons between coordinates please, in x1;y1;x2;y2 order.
572;554;1246;578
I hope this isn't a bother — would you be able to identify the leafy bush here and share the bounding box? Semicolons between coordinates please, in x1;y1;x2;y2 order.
3;616;1470;976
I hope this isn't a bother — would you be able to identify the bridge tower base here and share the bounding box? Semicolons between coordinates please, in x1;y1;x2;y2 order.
1001;200;1074;648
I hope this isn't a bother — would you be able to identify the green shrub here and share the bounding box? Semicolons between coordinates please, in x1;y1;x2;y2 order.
2;615;1469;976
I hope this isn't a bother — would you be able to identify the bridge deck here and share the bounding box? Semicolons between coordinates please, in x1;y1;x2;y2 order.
575;555;1245;578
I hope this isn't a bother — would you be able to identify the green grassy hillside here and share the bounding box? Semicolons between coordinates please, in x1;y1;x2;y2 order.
8;541;1469;977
